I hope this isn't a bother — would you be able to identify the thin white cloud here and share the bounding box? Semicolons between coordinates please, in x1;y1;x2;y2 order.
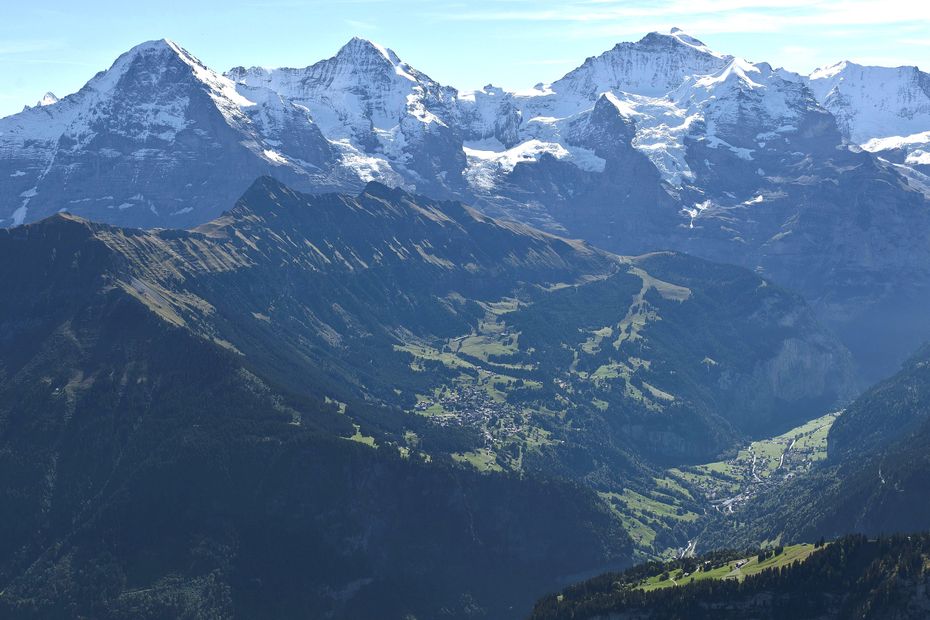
345;18;377;30
432;0;930;32
0;40;64;55
425;0;929;73
0;58;96;66
511;58;576;66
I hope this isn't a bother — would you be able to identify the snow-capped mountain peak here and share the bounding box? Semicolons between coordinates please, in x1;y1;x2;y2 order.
301;36;454;116
224;37;463;191
112;38;255;114
672;55;833;157
693;57;764;89
0;36;339;227
332;36;416;81
95;38;187;86
551;28;732;99
37;92;59;106
806;60;930;144
665;27;728;58
22;92;60;112
809;60;849;81
226;37;455;132
1;27;927;250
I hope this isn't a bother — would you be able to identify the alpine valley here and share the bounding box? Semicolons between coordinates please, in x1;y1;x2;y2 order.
1;26;930;620
3;30;930;380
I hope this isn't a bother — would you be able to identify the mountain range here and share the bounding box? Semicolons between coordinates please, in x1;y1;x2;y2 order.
2;26;930;619
0;177;859;618
2;29;928;381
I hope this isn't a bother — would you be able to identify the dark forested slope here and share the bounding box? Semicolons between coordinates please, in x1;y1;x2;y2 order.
532;534;930;620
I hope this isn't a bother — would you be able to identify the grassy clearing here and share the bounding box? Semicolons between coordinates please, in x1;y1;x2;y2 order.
643;381;675;402
451;449;504;472
601;492;657;548
481;298;520;315
345;423;377;448
600;489;701;553
670;466;742;498
581;326;614;354
638;543;822;592
654;476;694;501
450;333;517;361
628;266;692;302
740;410;841;477
324;395;347;415
591;362;624;381
584;360;672;410
394;342;478;372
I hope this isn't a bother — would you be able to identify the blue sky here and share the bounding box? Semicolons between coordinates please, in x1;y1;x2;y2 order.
2;0;929;117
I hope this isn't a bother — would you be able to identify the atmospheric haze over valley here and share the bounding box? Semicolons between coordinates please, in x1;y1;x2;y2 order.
2;10;930;620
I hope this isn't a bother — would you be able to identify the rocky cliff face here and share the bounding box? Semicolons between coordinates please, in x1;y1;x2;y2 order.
807;61;930;144
228;37;466;197
807;61;930;181
0;39;336;228
552;28;732;99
